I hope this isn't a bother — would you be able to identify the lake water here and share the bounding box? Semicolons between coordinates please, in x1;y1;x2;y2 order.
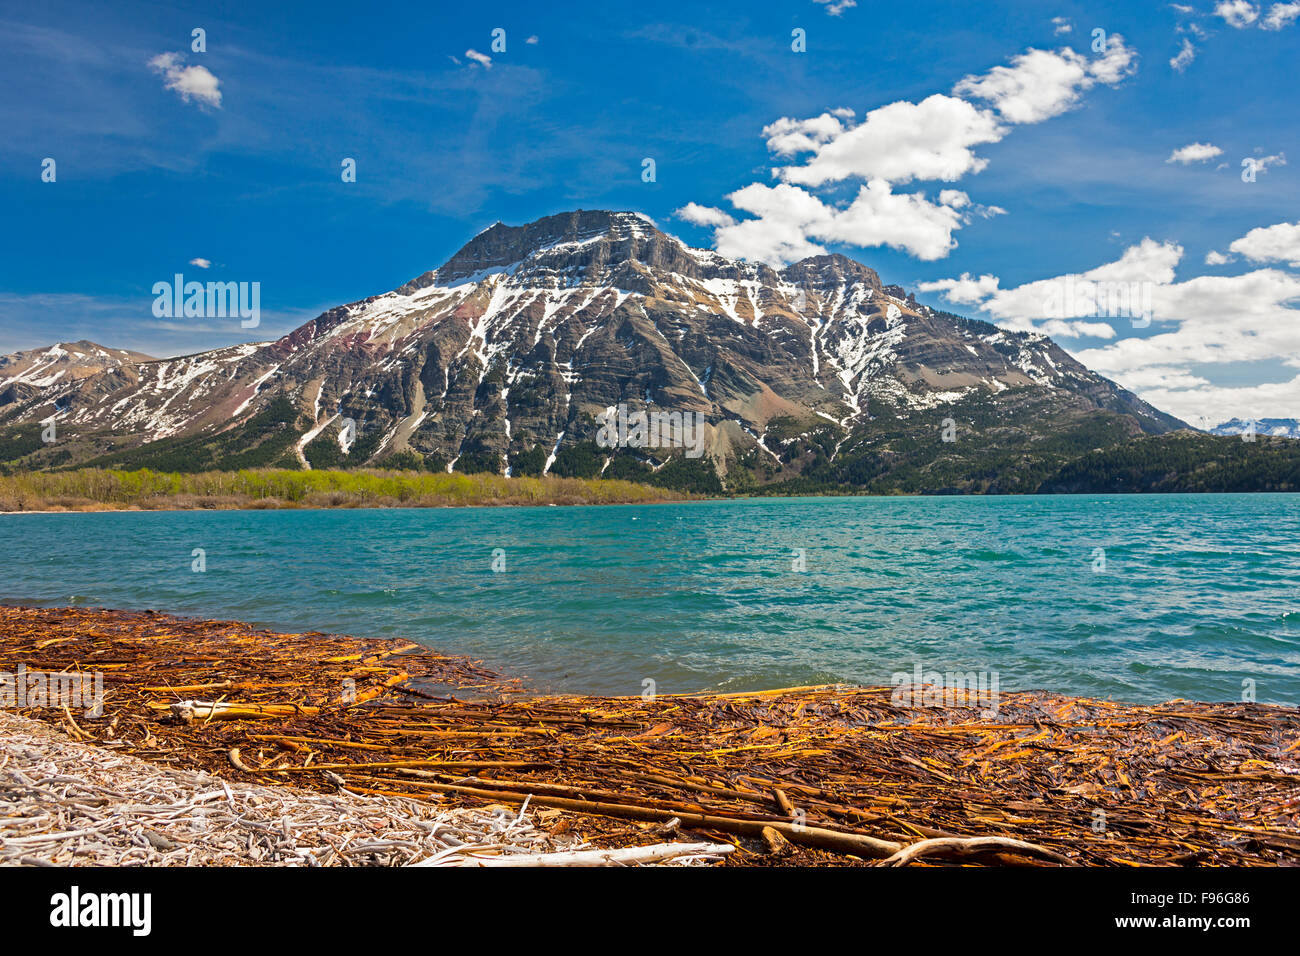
2;494;1298;704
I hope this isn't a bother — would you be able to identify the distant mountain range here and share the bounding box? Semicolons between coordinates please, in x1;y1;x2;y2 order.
1209;418;1300;440
1;210;1297;493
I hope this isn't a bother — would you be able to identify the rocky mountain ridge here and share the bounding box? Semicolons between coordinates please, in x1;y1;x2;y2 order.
0;210;1188;489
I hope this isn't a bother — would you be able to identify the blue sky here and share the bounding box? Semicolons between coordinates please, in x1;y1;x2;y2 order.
0;0;1297;424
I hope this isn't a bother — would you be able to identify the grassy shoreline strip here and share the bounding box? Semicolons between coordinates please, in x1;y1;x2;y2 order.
0;467;686;512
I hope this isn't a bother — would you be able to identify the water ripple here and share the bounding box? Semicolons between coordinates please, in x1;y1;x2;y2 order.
2;493;1298;703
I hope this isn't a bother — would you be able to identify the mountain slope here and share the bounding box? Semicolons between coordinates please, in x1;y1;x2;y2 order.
0;341;154;405
0;210;1189;487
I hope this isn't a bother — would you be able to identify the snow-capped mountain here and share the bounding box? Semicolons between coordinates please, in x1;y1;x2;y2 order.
0;341;154;405
1210;418;1300;439
0;210;1185;481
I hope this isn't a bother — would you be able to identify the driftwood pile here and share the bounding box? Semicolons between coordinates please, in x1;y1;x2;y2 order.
0;710;617;866
2;604;1298;866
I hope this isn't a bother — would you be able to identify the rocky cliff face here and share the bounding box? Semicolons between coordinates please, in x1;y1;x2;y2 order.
0;210;1185;483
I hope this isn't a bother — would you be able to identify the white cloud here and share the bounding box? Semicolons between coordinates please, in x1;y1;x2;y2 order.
1205;249;1233;265
764;111;854;158
1247;152;1287;174
1228;220;1300;266
813;0;857;14
148;52;222;108
1041;319;1120;338
675;203;736;228
525;35;540;44
1210;0;1298;29
1051;17;1073;35
1173;2;1296;83
682;40;1136;267
1118;374;1300;425
464;49;492;68
1106;365;1211;391
952;36;1136;124
1085;237;1184;283
189;258;211;269
819;180;968;260
710;180;969;264
1167;142;1223;164
1170;38;1197;72
917;272;1001;304
1215;1;1261;26
917;230;1300;421
770;95;1004;187
924;238;1181;335
920;231;1300;418
710;184;830;265
1262;2;1300;28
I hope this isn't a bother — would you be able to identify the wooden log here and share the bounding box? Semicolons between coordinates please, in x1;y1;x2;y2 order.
260;759;543;774
761;826;792;856
157;700;321;722
773;788;795;816
879;836;1074;867
246;734;389;751
415;841;735;867
371;779;905;858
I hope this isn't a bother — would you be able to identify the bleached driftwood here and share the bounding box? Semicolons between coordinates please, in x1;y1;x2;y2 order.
879;836;1074;867
0;712;730;868
162;699;320;723
417;841;736;867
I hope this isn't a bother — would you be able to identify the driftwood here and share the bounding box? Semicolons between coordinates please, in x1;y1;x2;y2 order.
362;777;905;858
761;826;792;856
164;700;321;722
0;711;596;867
417;841;736;867
3;604;1299;867
878;836;1074;867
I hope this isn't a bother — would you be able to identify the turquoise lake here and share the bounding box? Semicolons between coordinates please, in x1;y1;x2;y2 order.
2;494;1298;704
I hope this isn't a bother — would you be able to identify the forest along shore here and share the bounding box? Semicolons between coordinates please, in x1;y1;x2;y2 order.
1;604;1297;866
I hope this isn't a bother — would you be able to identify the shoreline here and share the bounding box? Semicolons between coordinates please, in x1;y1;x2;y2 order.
2;604;1297;866
6;488;1300;517
0;467;691;514
5;490;1300;518
0;497;696;515
0;597;1190;707
4;467;1300;516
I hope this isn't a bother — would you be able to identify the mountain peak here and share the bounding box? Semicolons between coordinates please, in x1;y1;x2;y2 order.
0;339;153;392
434;210;669;283
781;254;883;291
429;211;893;293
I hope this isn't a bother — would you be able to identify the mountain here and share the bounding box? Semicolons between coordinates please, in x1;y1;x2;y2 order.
0;210;1220;491
1210;418;1300;439
0;341;153;405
